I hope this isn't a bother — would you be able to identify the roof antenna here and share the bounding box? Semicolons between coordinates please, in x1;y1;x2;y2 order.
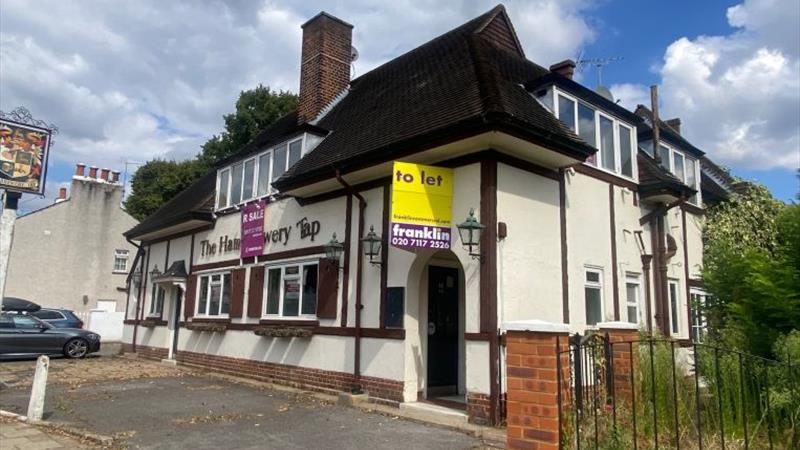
575;56;624;88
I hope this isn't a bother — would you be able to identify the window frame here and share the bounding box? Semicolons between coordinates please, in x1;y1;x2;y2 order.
653;141;702;206
215;136;311;211
261;260;320;320
113;249;129;273
194;272;231;318
584;266;605;326
624;273;643;326
668;279;681;335
689;288;708;342
552;87;638;182
149;284;166;317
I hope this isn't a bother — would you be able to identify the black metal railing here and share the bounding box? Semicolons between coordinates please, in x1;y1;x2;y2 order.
557;333;799;449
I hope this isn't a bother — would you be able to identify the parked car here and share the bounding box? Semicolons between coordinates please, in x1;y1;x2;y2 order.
31;308;84;329
0;313;100;359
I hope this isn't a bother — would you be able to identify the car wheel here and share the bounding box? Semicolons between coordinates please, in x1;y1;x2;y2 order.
64;338;89;359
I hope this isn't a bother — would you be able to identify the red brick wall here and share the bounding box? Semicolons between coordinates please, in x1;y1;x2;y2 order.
176;350;404;405
466;392;492;425
600;326;640;405
505;330;570;450
123;344;168;360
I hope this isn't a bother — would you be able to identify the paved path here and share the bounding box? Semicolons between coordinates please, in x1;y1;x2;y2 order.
0;419;86;450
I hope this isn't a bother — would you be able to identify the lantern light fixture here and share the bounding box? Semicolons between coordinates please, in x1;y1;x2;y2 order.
150;264;161;279
324;233;345;262
456;208;485;261
361;225;382;266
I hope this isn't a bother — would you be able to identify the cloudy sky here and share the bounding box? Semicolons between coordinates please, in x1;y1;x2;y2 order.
1;0;798;213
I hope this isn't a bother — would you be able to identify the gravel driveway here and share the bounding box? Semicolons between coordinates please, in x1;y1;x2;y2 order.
0;356;494;449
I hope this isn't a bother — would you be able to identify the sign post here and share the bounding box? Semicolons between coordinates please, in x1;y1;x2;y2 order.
390;161;453;250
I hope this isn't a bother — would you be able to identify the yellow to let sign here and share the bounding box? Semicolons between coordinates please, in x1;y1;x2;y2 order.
391;161;453;227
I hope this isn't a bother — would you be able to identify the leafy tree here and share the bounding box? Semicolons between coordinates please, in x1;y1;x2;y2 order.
198;85;297;166
125;85;297;220
124;159;207;221
702;183;799;357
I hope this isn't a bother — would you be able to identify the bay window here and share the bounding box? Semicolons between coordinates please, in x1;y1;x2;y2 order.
197;273;231;317
215;135;315;210
650;141;702;205
553;89;636;179
263;262;319;319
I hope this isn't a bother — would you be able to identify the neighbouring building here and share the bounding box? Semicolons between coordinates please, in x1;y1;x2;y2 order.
6;164;139;321
122;6;731;425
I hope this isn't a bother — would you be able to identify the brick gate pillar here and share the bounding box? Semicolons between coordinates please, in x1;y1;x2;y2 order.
598;322;640;405
504;320;570;450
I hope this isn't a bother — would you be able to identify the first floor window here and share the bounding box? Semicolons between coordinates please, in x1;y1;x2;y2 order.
584;268;603;326
690;289;708;342
264;262;319;318
625;274;642;325
668;279;680;335
197;273;231;317
113;249;129;272
149;284;165;316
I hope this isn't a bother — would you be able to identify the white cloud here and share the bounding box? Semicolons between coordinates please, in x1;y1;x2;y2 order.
1;0;596;184
654;0;800;170
610;83;650;111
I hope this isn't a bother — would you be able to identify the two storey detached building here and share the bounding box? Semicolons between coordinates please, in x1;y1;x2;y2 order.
122;6;730;425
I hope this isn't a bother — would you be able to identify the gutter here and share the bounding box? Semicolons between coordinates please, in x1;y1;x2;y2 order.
334;169;366;394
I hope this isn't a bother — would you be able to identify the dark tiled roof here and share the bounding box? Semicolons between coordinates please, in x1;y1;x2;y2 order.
124;170;216;239
637;151;696;200
273;5;596;190
634;105;704;158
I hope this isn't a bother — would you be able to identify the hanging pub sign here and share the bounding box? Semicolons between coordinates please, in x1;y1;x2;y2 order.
390;161;453;250
241;200;266;258
0;119;51;195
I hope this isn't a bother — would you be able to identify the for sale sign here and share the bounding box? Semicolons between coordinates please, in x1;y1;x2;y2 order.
240;200;266;258
390;161;453;250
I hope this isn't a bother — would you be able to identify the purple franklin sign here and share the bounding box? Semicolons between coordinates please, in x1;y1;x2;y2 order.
241;200;266;258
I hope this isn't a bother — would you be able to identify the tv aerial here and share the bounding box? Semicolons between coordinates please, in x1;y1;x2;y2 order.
574;51;624;88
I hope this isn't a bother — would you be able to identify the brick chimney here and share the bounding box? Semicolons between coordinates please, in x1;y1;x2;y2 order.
665;118;681;135
550;60;576;80
88;166;98;179
297;12;353;123
75;163;86;177
100;168;110;181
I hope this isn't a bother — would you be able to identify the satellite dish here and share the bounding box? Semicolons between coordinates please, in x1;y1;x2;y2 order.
596;85;614;102
351;46;359;62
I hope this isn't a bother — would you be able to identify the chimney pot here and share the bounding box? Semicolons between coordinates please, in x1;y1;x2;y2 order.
297;11;353;123
665;118;681;135
550;59;576;80
75;163;86;177
88;166;98;178
58;187;67;200
100;168;110;181
111;171;121;183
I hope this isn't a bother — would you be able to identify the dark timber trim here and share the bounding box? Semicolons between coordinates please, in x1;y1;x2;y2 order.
341;194;353;327
142;225;213;246
682;209;692;337
573;164;638;191
480;159;500;426
609;185;620;320
257;245;327;262
559;169;570;323
379;185;390;328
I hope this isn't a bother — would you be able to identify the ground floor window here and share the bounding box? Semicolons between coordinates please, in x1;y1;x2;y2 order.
264;262;318;318
584;267;603;326
690;288;708;342
149;284;165;317
197;273;231;317
625;274;642;325
668;279;681;335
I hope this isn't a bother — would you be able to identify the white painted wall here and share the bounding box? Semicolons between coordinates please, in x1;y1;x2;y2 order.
88;310;124;342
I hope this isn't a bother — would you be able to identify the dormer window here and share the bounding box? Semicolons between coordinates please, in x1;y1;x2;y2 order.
548;87;637;180
645;141;702;205
216;133;321;210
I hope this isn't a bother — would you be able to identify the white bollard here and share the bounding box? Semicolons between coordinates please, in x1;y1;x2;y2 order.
26;355;49;422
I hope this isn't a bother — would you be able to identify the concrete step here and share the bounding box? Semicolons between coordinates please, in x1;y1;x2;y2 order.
399;401;468;428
